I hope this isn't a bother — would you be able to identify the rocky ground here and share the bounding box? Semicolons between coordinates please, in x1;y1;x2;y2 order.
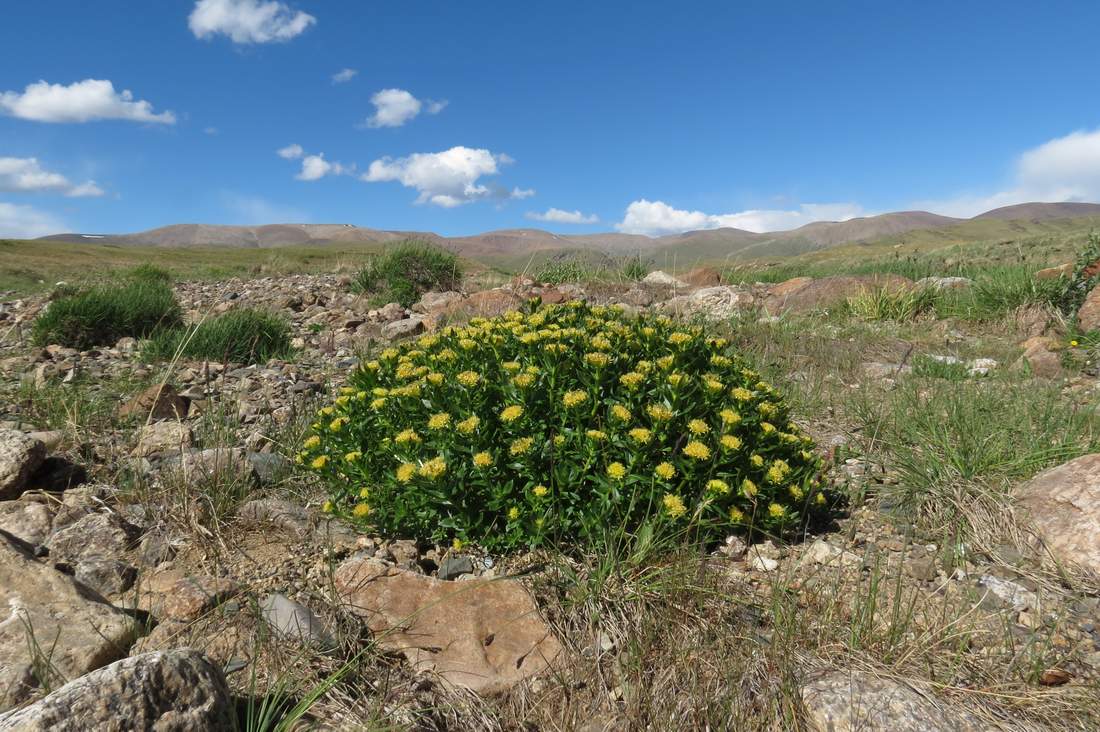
0;266;1098;730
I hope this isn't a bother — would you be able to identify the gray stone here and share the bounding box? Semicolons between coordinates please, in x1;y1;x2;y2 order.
246;451;291;485
916;276;973;291
0;502;53;547
45;512;139;564
259;593;335;650
0;431;46;501
0;530;138;711
238;498;316;536
132;421;193;458
381;317;425;341
801;670;982;732
0;650;234;731
413;291;463;314
73;557;137;596
641;270;689;289
978;574;1039;612
1015;454;1100;574
437;555;475;580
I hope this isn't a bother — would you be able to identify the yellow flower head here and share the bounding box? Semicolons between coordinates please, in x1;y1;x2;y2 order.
500;405;524;423
456;370;481;387
396;463;416;483
329;417;347;432
628;427;653;444
611;404;632;422
553;434;565;447
668;332;692;346
706;479;730;494
768;503;786;519
667;372;686;387
459;338;478;350
456;415;481;434
395;429;422;444
513;373;536;388
310;455;328;470
428;412;452;430
655;462;676;480
646;404;673;422
741;478;758;497
510;437;534;456
656;355;675;370
344;451;362;463
358;486;371;498
720;434;743;451
532;484;549;497
335;395;350;407
427;372;445;385
687;419;710;435
473;451;493;468
452;537;465;551
704;377;724;393
683;441;711;460
419;456;448;480
508;506;520;521
352;503;372;518
563;390;589;408
728;506;745;523
321;500;334;513
365;360;381;371
788;484;805;500
663;493;687;518
620;372;645;390
766;459;791;484
731;387;753;402
606;462;627;480
586;429;608;441
585;352;610;367
710;354;732;368
303;435;321;449
370;398;387;410
750;454;764;468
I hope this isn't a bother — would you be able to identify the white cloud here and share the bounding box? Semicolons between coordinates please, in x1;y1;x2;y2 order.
0;157;104;197
204;126;219;135
915;127;1100;217
362;146;526;207
616;199;865;236
0;201;67;238
221;191;308;224
511;187;536;200
0;79;175;124
296;153;350;181
189;0;315;44
276;143;303;159
526;208;598;224
364;88;447;128
331;68;358;84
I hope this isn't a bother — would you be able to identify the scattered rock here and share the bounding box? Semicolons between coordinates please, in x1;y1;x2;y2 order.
381;317;425;341
916;276;973;291
0;650;234;731
681;267;723;287
764;275;913;314
0;430;46;501
0;529;138;711
1016;339;1064;378
45;512;139;564
132;422;193;458
238;498;317;536
660;286;755;321
0;501;53;547
800;670;982;732
437;555;475;580
1035;262;1074;280
259;593;335;650
73;556;137;596
641;270;689;289
1015;454;1100;574
802;539;862;569
159;576;241;622
413;291;463;314
1077;284;1100;333
373;302;407;322
116;384;189;422
334;558;562;694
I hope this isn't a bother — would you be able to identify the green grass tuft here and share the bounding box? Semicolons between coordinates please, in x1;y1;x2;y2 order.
141;308;292;364
352;240;462;307
32;280;183;349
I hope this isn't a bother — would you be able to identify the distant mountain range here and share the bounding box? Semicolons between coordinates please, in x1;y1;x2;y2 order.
37;202;1100;262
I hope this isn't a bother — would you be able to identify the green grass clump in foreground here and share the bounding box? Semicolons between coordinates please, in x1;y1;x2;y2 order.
352;240;462;307
299;301;833;551
32;279;183;349
141;308;292;364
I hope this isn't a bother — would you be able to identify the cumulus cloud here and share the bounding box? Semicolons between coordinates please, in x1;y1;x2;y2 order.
331;68;358;84
276;143;304;159
189;0;315;43
914;127;1100;217
526;208;598;224
0;201;67;238
0;157;104;197
0;79;175;124
616;199;866;236
296;153;351;181
365;88;447;128
362;146;526;207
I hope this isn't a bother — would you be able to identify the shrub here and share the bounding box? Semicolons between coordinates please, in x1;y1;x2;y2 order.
1055;232;1100;323
141;308;292;364
846;286;937;322
352;241;461;307
299;301;830;551
32;280;183;349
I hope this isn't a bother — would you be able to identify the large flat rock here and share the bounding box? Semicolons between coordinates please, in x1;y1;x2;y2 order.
334;558;562;695
0;530;138;711
0;432;45;501
1016;454;1100;574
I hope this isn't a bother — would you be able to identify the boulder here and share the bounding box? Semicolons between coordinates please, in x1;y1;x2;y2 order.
764;275;913;314
381;317;425;341
259;593;335;650
412;291;463;314
132;422;193;458
1016;339;1064;379
425;289;523;330
0;530;138;711
1015;454;1100;574
334;558;562;694
0;501;53;547
641;271;689;289
237;498;317;536
0;650;233;731
681;267;723;287
659;286;755;321
1077;284;1100;333
1035;262;1074;280
800;670;982;732
45;512;139;564
116;384;189;422
0;431;46;501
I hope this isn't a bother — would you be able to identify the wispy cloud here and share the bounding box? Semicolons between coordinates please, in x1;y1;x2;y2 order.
0;157;104;197
331;68;358;84
526;208;598;224
0;201;67;238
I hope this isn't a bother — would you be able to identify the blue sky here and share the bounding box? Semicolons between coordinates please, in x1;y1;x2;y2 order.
3;0;1100;239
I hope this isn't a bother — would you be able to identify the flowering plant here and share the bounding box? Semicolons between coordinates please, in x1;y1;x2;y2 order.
300;301;830;550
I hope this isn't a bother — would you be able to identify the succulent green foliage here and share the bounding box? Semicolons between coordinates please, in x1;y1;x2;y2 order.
300;301;830;550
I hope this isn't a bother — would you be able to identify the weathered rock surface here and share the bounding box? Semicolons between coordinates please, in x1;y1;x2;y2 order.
641;270;689;289
0;431;46;501
381;317;424;340
132;421;193;458
1077;284;1100;333
916;276;973;291
0;502;53;547
764;275;913;314
659;286;755;321
0;650;233;731
334;558;562;694
1016;454;1100;574
116;384;189;422
0;530;138;711
45;512;139;564
259;593;335;650
800;670;981;732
